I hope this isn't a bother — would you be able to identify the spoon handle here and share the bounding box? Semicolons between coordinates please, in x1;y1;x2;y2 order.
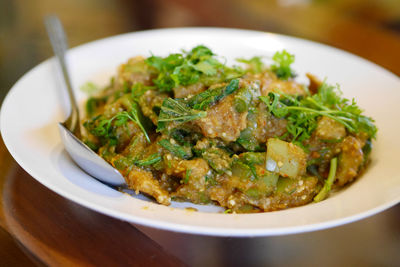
44;15;81;138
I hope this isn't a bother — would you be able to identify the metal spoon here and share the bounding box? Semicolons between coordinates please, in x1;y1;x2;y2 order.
45;15;125;185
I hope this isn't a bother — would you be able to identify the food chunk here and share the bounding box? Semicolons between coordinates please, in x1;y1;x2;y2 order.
195;94;247;142
265;80;307;96
173;83;206;98
127;166;170;205
315;116;346;141
336;136;364;186
116;56;155;87
266;138;307;178
306;73;323;94
165;157;211;203
139;90;168;125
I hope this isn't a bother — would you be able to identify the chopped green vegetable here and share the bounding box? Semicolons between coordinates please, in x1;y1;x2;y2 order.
85;96;107;117
266;138;307;179
234;85;253;112
157;98;206;132
201;148;232;174
232;152;265;180
183;169;192;184
314;157;338;202
135;153;162;166
188;78;240;110
158;139;193;159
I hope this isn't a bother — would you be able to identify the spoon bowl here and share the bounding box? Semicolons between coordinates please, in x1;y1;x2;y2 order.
58;123;125;185
45;15;125;186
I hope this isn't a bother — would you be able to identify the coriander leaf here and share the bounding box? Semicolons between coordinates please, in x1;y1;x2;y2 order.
271;50;295;80
236;56;264;73
145;45;243;92
259;82;377;144
186;45;214;62
171;62;200;86
193;59;219;76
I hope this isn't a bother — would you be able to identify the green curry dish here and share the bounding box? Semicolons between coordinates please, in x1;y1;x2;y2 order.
80;45;377;213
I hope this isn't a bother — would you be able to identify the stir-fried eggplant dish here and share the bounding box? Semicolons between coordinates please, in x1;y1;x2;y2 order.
81;46;377;213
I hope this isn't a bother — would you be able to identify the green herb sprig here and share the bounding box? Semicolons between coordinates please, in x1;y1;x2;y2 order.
236;56;264;74
145;45;243;92
270;50;295;80
259;82;377;144
84;102;150;143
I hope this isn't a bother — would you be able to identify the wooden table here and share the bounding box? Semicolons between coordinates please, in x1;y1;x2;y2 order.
1;1;400;266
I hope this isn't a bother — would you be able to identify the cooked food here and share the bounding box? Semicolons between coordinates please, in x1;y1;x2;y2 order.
81;46;377;213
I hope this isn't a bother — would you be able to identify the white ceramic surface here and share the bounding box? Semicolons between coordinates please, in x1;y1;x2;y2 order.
1;28;400;236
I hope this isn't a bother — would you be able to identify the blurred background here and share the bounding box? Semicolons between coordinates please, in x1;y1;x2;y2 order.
1;0;399;104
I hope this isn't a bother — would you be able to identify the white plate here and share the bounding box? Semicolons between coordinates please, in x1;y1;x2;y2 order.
1;28;400;236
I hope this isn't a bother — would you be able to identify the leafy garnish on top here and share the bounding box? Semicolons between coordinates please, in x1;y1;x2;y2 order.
270;50;295;80
259;82;377;145
145;45;243;92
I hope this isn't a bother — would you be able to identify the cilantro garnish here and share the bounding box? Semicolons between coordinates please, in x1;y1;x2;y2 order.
271;50;295;80
236;56;264;73
259;82;377;144
145;45;242;92
84;102;150;143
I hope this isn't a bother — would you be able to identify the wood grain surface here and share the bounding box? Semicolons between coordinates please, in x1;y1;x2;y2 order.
0;150;185;266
